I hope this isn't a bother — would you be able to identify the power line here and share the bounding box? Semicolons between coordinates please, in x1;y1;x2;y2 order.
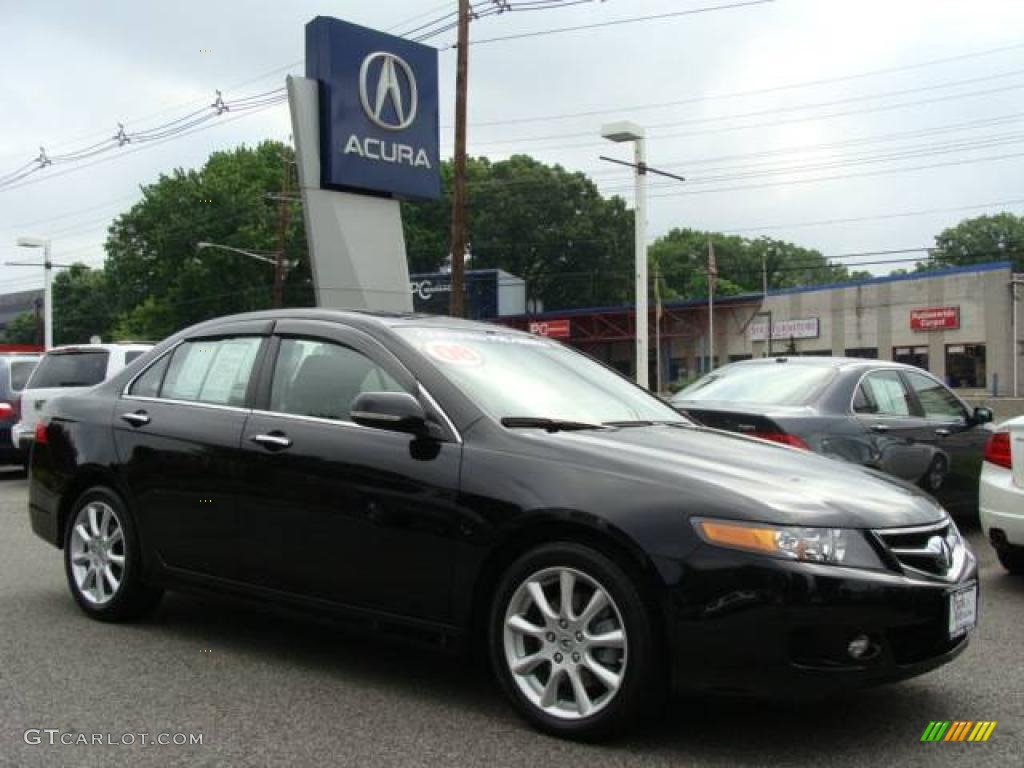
459;40;1024;129
460;0;776;46
470;69;1024;148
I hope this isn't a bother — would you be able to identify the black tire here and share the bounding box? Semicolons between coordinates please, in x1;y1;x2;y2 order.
488;542;663;741
63;486;163;621
996;546;1024;575
920;454;948;493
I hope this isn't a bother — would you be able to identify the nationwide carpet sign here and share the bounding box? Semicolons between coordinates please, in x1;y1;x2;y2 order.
911;306;960;331
305;16;441;200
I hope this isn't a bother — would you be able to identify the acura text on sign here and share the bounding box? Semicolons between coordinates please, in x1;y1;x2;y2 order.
306;16;441;200
911;306;960;331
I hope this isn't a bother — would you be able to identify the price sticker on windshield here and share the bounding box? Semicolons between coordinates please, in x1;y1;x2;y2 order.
424;341;483;367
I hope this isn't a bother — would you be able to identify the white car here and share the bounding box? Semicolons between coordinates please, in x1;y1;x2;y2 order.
13;342;152;451
979;415;1024;574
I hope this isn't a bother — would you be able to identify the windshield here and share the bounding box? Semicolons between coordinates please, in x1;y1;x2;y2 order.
673;363;836;406
396;327;686;425
27;350;110;389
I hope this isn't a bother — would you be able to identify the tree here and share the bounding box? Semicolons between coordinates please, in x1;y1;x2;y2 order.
103;141;310;340
402;155;635;309
52;264;115;344
929;212;1024;273
648;229;861;300
2;310;40;345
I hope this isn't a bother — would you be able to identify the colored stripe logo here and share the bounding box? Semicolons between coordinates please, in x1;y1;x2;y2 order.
921;721;997;742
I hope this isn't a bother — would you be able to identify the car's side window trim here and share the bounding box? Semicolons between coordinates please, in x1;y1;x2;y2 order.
848;367;923;419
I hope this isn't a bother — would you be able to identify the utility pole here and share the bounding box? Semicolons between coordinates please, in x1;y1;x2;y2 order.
273;154;292;309
448;0;470;318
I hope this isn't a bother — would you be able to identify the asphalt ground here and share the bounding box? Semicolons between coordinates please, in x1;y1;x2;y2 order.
0;467;1021;767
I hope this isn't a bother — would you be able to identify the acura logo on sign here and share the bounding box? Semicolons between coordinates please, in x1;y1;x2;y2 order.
359;52;418;131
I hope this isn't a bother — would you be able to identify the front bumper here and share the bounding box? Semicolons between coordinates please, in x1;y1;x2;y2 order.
662;545;978;697
979;463;1024;548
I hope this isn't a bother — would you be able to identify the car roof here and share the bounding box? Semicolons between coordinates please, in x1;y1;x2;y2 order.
722;356;917;371
188;308;529;336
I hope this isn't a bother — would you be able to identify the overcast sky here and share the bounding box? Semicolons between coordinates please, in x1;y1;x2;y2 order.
2;0;1024;296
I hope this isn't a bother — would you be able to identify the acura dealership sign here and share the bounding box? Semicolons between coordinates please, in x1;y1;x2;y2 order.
306;17;440;200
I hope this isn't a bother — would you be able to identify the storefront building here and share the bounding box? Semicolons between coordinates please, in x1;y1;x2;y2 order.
501;261;1022;395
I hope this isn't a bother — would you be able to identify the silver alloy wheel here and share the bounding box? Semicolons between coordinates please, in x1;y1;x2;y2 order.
69;501;125;606
503;566;627;720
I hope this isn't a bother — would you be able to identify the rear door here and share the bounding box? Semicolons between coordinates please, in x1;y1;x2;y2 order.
852;369;934;483
113;321;270;580
901;369;989;510
234;319;462;622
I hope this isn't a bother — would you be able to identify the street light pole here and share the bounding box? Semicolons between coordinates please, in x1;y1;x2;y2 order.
600;123;684;389
13;236;53;349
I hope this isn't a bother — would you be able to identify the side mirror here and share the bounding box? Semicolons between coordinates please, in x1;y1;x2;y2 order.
351;392;429;436
972;406;994;425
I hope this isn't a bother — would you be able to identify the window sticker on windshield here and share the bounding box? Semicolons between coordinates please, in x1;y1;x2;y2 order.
424;341;484;367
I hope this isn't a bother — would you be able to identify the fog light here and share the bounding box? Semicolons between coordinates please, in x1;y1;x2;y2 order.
847;634;879;661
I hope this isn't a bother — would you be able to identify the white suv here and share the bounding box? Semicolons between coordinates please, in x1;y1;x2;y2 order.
979;416;1024;574
13;343;152;451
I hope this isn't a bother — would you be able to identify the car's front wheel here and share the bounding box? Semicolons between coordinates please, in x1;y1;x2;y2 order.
63;486;163;620
489;542;662;740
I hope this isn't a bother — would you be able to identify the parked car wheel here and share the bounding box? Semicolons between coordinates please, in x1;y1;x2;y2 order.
63;487;163;620
489;542;662;740
921;454;948;493
996;546;1024;575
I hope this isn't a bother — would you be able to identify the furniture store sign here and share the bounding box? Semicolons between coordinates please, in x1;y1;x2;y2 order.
749;317;820;341
306;17;440;200
911;306;960;331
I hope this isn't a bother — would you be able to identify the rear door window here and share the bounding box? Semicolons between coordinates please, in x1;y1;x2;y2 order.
161;338;263;407
9;360;37;391
856;370;913;416
28;351;110;389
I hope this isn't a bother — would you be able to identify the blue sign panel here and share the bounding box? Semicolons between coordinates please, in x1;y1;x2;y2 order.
306;16;441;200
410;271;500;320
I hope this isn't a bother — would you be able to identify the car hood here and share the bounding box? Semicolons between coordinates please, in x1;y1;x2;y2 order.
546;423;945;529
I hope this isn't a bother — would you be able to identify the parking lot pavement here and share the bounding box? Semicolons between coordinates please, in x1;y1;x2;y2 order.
0;468;1020;768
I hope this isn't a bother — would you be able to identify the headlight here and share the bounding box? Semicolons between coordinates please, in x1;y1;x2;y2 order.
693;517;884;569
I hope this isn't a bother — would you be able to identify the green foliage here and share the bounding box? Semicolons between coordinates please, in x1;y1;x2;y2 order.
402;155;635;308
101;140;310;340
2;310;40;345
649;230;860;300
51;264;115;344
928;212;1024;273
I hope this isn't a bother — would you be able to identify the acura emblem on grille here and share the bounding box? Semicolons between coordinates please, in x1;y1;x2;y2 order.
925;535;953;570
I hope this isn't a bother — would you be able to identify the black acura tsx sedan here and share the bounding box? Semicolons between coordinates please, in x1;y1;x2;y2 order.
28;310;977;740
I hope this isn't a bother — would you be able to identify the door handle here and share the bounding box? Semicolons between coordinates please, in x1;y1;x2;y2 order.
870;423;890;433
250;433;292;450
934;428;952;437
120;411;150;427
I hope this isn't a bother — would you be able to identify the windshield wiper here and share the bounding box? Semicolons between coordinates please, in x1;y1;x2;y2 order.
501;417;606;433
602;420;655;427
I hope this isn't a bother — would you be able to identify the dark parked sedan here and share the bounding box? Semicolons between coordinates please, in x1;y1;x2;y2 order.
29;311;977;740
671;357;994;517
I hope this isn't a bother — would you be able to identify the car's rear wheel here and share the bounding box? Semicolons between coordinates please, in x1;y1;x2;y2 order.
63;486;163;620
489;542;662;740
996;545;1024;575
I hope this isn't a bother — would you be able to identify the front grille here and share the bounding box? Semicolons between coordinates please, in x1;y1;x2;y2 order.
874;520;962;580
